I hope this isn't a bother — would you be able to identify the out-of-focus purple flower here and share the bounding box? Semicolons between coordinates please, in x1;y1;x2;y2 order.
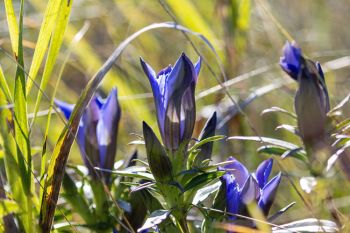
55;88;121;183
220;157;281;219
140;53;201;150
280;41;302;80
280;41;330;148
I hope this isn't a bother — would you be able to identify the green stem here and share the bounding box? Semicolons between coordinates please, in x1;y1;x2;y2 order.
90;180;109;223
176;215;189;233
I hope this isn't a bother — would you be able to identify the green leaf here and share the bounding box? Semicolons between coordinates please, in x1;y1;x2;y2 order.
62;172;95;224
268;202;296;222
0;66;13;103
328;93;350;116
272;218;338;233
192;181;221;205
257;145;307;162
184;171;225;192
95;168;155;181
0;200;20;217
228;136;301;150
11;1;34;232
188;135;225;155
0;101;27;231
261;106;297;119
193;112;217;167
275;124;299;136
138;210;170;233
143;122;173;183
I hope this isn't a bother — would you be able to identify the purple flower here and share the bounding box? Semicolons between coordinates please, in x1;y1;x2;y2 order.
140;53;201;150
280;41;330;148
55;88;121;183
280;41;302;80
220;157;281;219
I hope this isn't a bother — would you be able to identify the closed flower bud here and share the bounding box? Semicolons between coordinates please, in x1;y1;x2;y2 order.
55;88;121;183
280;41;330;148
140;53;201;151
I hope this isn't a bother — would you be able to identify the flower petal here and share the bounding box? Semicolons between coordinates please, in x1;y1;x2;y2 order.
258;172;282;215
163;53;197;149
280;41;302;80
221;173;241;220
140;57;167;141
255;159;273;189
96;88;121;173
223;157;250;188
316;62;330;113
194;56;202;78
54;99;74;120
240;175;260;204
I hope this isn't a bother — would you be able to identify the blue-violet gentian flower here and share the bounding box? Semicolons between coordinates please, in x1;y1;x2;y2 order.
140;53;201;150
55;88;121;183
280;41;330;147
220;157;281;220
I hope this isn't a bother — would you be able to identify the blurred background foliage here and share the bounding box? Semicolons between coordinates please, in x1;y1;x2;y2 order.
1;0;350;227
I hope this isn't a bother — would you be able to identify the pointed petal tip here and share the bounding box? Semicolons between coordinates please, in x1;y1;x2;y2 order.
140;57;157;82
211;111;217;120
54;99;74;120
111;87;118;95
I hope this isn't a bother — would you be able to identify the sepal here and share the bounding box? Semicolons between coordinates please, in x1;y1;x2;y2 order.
194;112;217;165
143;122;173;183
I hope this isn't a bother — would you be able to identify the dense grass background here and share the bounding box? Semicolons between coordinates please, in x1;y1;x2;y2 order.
1;0;350;232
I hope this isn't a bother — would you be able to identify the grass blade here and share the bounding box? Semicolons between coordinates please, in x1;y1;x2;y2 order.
26;0;63;94
165;0;217;47
0;65;13;103
30;0;73;127
12;1;34;232
4;0;19;55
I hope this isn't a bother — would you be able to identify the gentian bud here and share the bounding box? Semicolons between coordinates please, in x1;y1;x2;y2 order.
55;88;121;183
280;41;330;148
219;157;281;220
140;53;201;151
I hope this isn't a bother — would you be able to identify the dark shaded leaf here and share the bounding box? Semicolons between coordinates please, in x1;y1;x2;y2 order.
143;122;173;183
268;202;296;222
194;112;217;165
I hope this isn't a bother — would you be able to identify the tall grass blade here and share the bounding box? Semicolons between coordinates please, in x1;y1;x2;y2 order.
31;0;73;127
4;0;19;56
12;1;34;232
166;0;217;47
26;0;63;94
0;65;13;103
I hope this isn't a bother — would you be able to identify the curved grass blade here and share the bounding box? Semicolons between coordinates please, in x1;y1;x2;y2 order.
40;22;90;202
